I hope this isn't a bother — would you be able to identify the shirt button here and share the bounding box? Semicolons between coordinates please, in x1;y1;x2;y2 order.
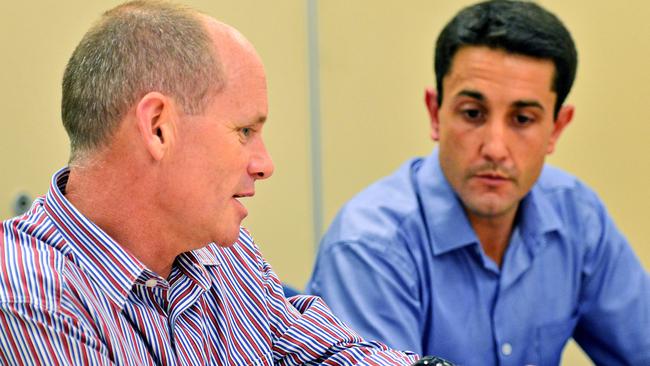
501;342;512;356
145;279;158;288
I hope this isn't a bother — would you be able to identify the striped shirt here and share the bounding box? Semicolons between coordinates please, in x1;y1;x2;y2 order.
0;168;419;365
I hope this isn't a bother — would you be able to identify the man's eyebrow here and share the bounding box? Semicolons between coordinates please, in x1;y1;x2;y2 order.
255;115;267;124
454;90;545;111
455;89;485;101
513;100;544;111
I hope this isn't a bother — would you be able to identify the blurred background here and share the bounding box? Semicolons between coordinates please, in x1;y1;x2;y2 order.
1;1;648;363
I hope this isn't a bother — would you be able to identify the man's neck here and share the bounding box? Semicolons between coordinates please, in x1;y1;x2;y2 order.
466;207;519;268
64;161;178;278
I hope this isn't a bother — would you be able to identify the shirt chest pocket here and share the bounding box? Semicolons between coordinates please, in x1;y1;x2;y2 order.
534;314;579;365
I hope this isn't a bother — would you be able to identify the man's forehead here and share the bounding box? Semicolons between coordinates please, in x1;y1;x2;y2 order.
443;47;556;101
201;16;264;81
201;16;257;59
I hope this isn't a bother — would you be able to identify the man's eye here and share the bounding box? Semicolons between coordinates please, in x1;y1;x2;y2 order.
514;114;534;125
462;109;483;121
241;127;251;137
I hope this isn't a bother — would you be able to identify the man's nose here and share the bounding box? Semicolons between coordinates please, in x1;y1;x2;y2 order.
480;118;509;163
249;140;274;180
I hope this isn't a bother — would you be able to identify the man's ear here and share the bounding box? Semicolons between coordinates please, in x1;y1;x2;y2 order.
135;92;177;161
546;104;574;154
425;88;441;141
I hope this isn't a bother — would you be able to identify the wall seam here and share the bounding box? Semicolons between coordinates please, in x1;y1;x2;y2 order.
306;0;323;252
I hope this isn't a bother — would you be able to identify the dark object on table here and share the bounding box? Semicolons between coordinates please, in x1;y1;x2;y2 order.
411;356;455;366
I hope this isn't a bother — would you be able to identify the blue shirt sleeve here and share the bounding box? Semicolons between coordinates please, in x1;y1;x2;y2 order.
306;238;424;355
572;197;650;364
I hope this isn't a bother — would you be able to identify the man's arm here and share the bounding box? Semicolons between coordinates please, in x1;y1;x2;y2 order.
0;302;115;365
305;239;423;355
280;295;419;364
573;201;650;365
257;244;420;365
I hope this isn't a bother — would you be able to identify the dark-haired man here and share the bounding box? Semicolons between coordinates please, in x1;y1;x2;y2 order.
0;1;423;364
307;1;650;364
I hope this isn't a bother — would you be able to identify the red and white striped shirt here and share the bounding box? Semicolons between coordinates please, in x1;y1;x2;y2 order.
0;168;419;365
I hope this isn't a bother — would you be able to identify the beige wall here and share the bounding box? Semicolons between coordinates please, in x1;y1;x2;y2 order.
1;1;648;364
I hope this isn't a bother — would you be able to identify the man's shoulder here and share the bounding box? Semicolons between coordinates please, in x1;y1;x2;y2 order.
325;158;426;247
536;165;600;205
537;165;580;187
534;165;612;242
0;206;68;308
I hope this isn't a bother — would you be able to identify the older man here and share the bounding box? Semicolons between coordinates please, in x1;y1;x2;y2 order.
0;1;422;365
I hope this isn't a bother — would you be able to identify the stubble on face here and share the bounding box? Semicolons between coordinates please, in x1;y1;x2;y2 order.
435;47;558;222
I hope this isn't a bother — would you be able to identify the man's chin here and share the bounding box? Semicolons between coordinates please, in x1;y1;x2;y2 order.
460;193;518;218
212;228;242;247
467;201;517;219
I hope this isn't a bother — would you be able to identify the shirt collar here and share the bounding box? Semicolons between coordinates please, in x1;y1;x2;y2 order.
416;149;563;256
44;167;148;310
191;245;222;267
517;173;564;237
174;248;221;292
416;149;478;256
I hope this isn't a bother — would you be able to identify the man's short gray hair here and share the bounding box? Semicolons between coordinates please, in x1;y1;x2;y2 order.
61;0;224;163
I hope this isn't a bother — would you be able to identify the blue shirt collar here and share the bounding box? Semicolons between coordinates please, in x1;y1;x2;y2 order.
517;181;563;238
416;149;563;257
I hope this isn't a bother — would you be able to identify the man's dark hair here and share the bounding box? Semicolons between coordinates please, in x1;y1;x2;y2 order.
434;0;577;116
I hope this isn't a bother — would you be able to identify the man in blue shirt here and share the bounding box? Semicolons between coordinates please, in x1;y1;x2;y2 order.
306;1;650;365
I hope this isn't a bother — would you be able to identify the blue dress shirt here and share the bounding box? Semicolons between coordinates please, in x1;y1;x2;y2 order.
307;149;650;366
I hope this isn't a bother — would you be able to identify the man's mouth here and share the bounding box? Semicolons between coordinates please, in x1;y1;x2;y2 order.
233;192;254;199
232;192;254;217
476;172;509;180
472;171;514;187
